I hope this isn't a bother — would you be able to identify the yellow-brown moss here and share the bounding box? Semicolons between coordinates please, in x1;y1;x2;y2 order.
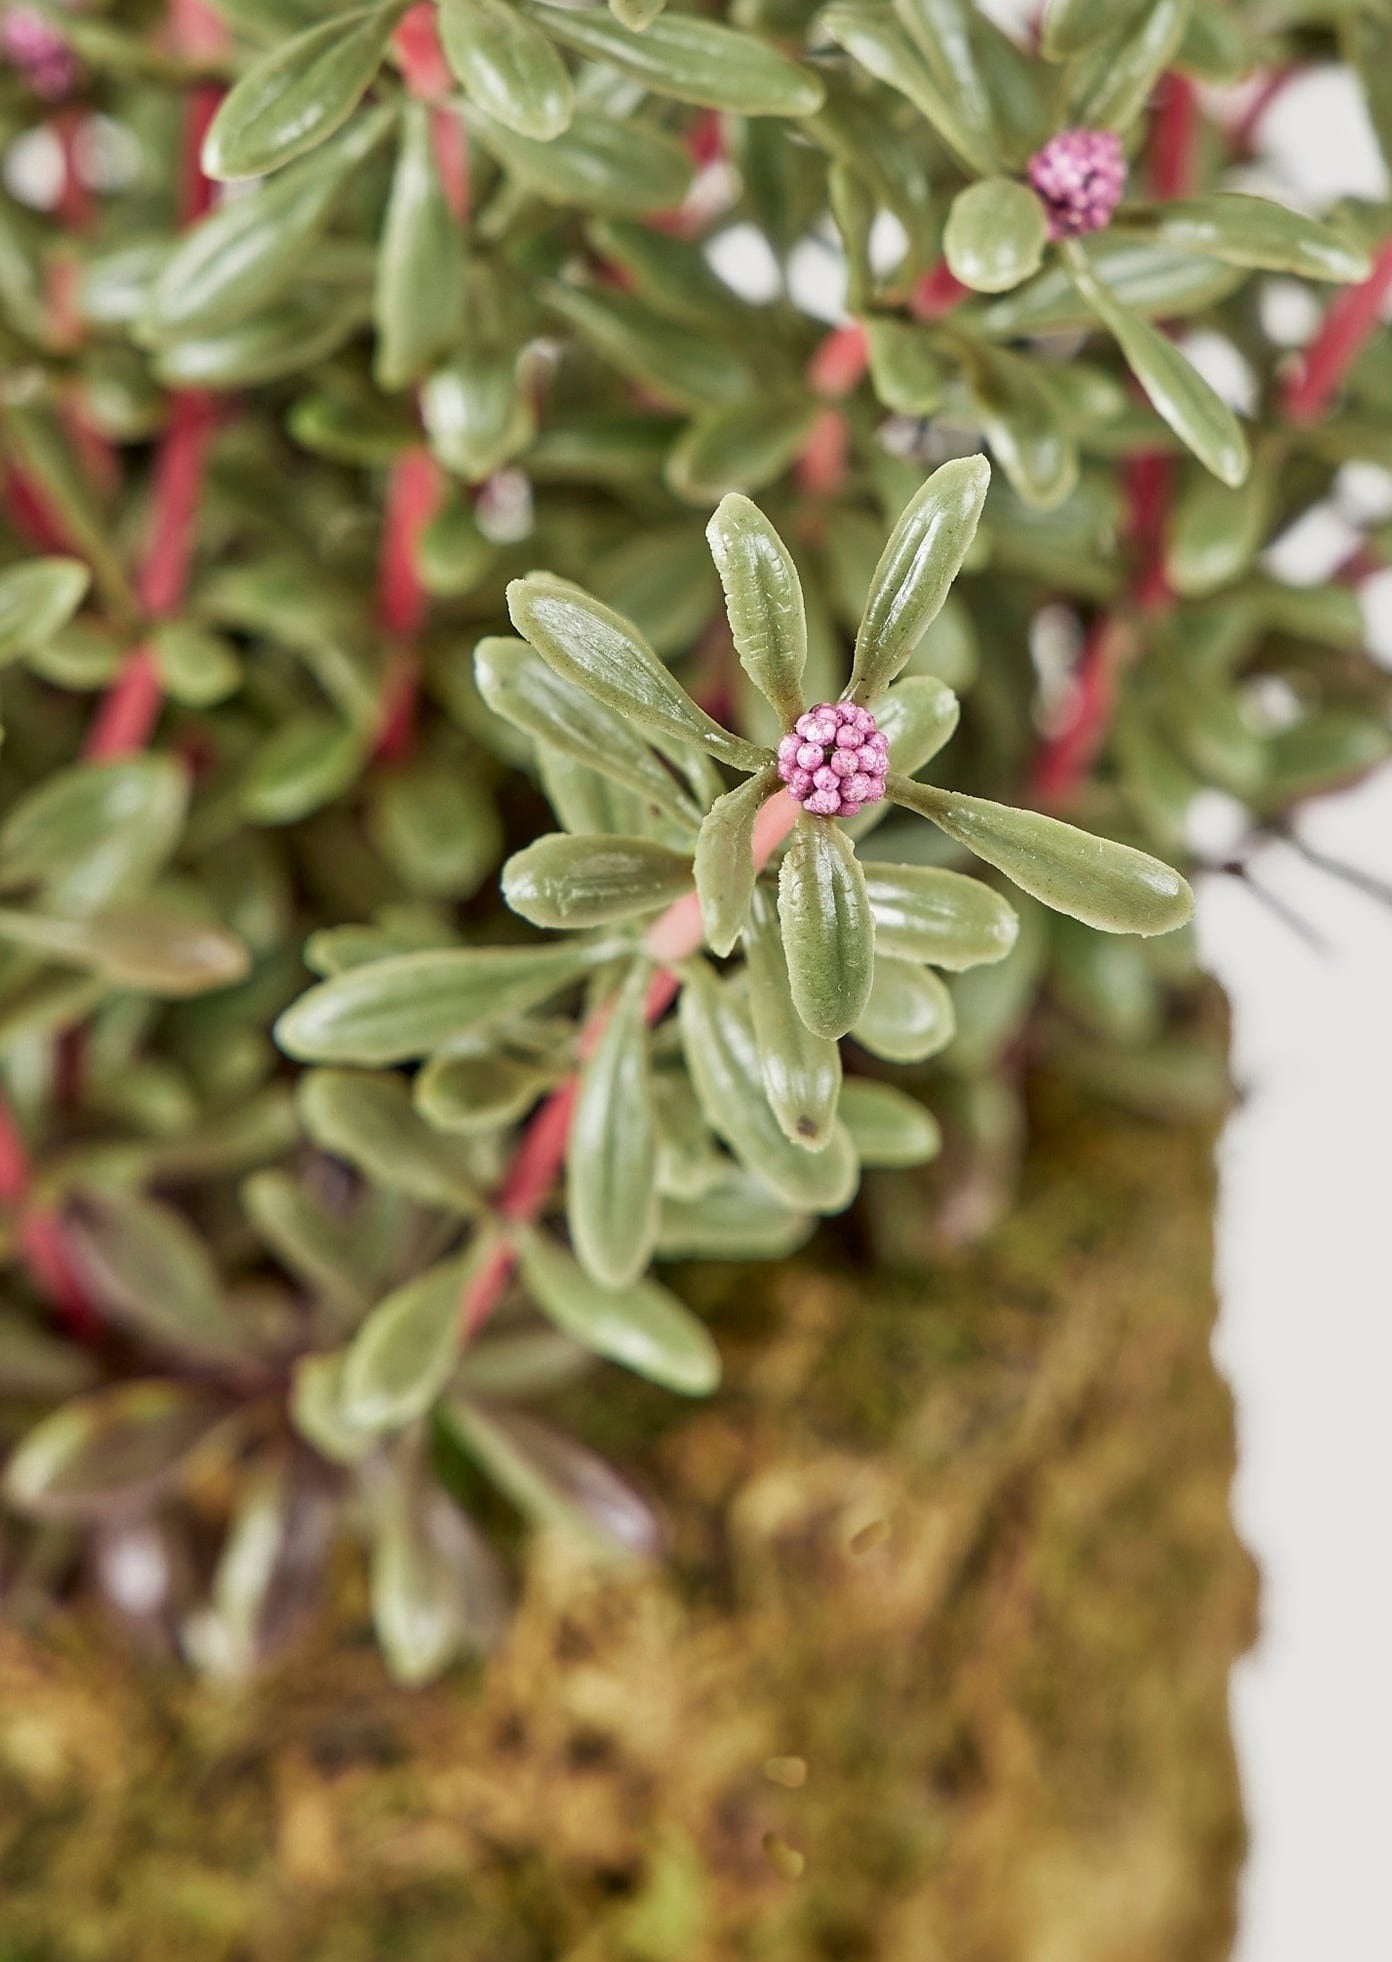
0;1075;1256;1962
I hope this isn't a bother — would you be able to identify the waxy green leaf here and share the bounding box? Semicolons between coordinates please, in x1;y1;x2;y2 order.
0;557;89;666
534;6;824;115
849;455;991;703
706;495;807;723
1131;194;1369;284
777;813;875;1041
203;2;407;181
439;0;574;140
508;574;769;772
853;954;955;1062
888;777;1195;936
64;1190;249;1363
838;1079;942;1167
944;177;1048;294
679;962;858;1212
863;316;944;415
694;767;780;958
1064;243;1249;486
468;107;691;215
0;755;186;914
342;1255;474;1432
744;886;841;1149
276;942;604;1064
863;864;1019;969
568;962;659;1289
0;901;249;996
298;1069;485;1212
517;1232;719;1395
445;1398;661;1555
1066;0;1189;132
374;103;465;390
4;1381;227;1520
542;282;753;411
668;398;817;504
503;833;693;929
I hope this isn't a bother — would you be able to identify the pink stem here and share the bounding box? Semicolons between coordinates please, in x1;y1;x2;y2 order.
459;793;799;1337
1282;239;1392;425
1148;72;1199;200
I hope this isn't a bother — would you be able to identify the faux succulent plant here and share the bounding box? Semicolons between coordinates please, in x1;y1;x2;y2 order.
1;0;1389;1681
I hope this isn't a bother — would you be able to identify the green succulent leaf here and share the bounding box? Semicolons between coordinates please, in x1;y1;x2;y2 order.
853;954;956;1062
370;1450;506;1685
694;768;780;958
888;778;1195;937
439;0;574;140
445;1398;661;1555
1129;194;1370;284
706;494;807;723
777;812;875;1041
0;557;90;667
668;398;818;505
63;1189;250;1363
820;1;994;175
744;886;842;1150
533;5;825;115
468;107;692;215
297;1069;485;1212
838;1079;942;1167
1063;242;1249;487
4;1382;227;1520
507;574;769;772
342;1254;478;1432
1041;0;1145;59
1065;0;1190;132
568;962;660;1289
863;864;1019;969
862;316;944;415
374;103;466;391
0;901;249;996
0;755;186;914
276;942;605;1064
944;177;1048;294
202;1;407;181
517;1232;719;1395
1165;458;1272;597
679;961;859;1212
503;833;694;929
473;635;700;826
542;282;753;410
849;455;991;704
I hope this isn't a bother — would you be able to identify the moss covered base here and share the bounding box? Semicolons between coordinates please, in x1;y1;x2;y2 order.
0;1075;1256;1962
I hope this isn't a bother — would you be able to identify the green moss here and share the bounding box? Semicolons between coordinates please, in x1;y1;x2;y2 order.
0;1073;1254;1962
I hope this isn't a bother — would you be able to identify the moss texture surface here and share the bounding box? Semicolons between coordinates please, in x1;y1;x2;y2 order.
0;1074;1256;1962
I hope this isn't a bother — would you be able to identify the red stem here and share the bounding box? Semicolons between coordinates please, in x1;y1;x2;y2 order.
1147;72;1199;200
1282;239;1392;425
459;797;796;1338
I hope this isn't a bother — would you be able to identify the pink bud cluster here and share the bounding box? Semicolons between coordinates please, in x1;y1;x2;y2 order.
1;5;78;100
1026;128;1127;241
777;701;888;818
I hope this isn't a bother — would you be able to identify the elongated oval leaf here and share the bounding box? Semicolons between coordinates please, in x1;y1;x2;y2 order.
517;1231;719;1395
534;6;824;115
1063;243;1249;487
445;1398;661;1555
863;863;1019;968
374;102;464;390
503;833;693;929
5;1382;227;1520
0;902;249;996
468;106;691;216
0;755;186;914
744;886;841;1149
1066;0;1188;132
668;397;817;505
853;954;955;1062
474;635;699;826
542;281;753;411
64;1189;249;1363
1041;0;1145;59
1166;459;1271;597
1130;193;1369;284
297;1069;484;1211
342;1254;476;1431
777;813;875;1040
863;316;945;415
694;766;779;957
706;495;807;722
568;962;659;1288
944;177;1048;294
0;557;89;666
507;573;768;771
370;1452;507;1683
679;960;859;1211
203;2;406;181
439;0;573;140
416;1050;554;1134
275;942;602;1063
820;1;995;175
838;1079;942;1167
980;238;1244;337
888;776;1195;936
849;455;991;702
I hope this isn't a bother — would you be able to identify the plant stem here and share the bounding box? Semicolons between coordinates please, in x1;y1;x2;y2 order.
1282;239;1392;425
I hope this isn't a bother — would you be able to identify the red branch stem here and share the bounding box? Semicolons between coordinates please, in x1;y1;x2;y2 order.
1282;239;1392;425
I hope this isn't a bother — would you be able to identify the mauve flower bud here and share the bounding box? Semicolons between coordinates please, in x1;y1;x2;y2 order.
777;701;888;817
1;5;79;101
1027;129;1127;241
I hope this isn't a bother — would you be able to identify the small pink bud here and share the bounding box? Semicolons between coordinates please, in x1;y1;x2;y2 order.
1027;129;1127;241
776;700;889;818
